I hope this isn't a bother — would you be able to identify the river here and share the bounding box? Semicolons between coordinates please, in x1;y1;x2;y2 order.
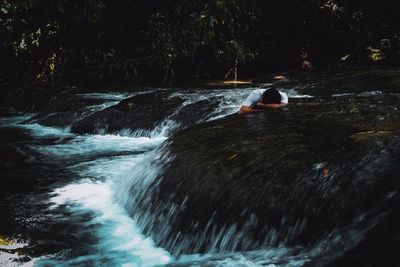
1;70;400;266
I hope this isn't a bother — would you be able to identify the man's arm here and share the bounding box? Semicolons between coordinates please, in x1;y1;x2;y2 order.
238;105;263;114
238;90;263;114
240;101;288;114
255;102;284;109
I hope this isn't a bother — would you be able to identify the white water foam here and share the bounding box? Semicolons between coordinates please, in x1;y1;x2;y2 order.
284;88;313;99
43;180;171;267
30;134;166;159
0;238;37;267
171;245;309;267
0;253;38;267
0;114;34;126
76;92;134;100
332;93;355;97
21;123;72;138
0;87;323;267
117;119;178;138
170;88;255;121
170;87;314;122
333;90;384;97
3;118;173;266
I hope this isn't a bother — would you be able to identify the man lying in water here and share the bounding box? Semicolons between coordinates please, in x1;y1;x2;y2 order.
238;88;288;114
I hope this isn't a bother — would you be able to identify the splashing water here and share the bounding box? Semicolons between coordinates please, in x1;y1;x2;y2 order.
2;88;322;267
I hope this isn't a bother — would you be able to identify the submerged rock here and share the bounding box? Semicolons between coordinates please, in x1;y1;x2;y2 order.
0;107;17;116
71;91;185;135
25;91;111;128
170;97;223;129
0;128;30;170
125;95;400;256
25;90;224;134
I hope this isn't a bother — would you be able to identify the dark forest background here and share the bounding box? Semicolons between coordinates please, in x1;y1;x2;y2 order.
1;0;400;86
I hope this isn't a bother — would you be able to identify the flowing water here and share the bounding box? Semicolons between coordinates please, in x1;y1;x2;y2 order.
0;89;259;266
1;81;399;266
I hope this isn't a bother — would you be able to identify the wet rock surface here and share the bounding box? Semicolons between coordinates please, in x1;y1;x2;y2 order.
71;91;185;135
0;127;33;192
170;97;223;129
0;125;89;264
267;68;400;97
0;127;69;194
130;95;400;256
25;94;108;128
2;67;400;266
324;205;400;267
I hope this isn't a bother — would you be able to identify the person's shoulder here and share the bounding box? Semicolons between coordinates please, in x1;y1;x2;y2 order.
242;88;264;107
279;91;288;103
278;90;287;96
252;88;266;95
246;88;265;98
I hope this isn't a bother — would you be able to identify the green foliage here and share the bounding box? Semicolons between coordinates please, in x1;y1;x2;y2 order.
147;0;259;80
1;0;107;83
1;0;399;85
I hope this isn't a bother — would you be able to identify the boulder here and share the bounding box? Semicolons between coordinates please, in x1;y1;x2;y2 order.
71;91;185;135
125;95;400;255
0;128;30;170
25;91;108;128
170;97;223;129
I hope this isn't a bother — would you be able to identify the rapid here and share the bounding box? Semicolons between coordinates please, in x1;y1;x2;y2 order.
1;71;400;266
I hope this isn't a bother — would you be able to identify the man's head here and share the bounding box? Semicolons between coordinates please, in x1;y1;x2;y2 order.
261;89;282;104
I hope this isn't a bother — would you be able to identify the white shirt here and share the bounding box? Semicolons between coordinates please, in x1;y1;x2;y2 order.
241;89;288;107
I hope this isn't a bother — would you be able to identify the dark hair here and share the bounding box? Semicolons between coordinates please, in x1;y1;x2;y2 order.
261;89;282;104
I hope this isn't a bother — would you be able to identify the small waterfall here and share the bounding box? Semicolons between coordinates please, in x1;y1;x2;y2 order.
115;137;400;258
111;90;400;262
110;90;258;255
8;87;375;266
115;148;303;256
3;72;400;266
